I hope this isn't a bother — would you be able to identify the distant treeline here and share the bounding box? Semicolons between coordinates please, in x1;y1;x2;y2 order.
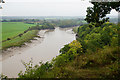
47;18;86;28
2;19;40;22
29;22;55;30
2;18;118;29
2;18;86;28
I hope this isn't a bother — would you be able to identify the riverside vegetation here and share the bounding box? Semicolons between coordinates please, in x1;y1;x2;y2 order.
1;1;120;79
16;22;120;79
1;22;54;50
16;2;120;79
1;18;84;50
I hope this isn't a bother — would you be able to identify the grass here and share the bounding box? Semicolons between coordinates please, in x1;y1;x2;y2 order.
2;30;39;50
1;22;38;50
2;22;35;41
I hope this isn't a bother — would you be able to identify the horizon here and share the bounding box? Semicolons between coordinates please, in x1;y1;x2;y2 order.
1;0;118;17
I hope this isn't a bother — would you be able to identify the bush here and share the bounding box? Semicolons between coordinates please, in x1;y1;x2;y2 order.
76;23;119;52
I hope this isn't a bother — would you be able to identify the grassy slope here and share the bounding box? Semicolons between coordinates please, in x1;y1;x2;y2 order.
2;30;39;49
2;22;35;41
56;46;120;78
1;22;55;50
57;23;120;78
1;22;37;50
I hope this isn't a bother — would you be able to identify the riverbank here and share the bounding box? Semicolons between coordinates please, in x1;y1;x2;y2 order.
2;27;75;78
17;23;120;79
1;21;55;50
1;27;75;61
1;29;49;61
2;30;39;50
1;22;36;50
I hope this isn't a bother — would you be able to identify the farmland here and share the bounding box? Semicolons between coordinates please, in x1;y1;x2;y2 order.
2;22;36;49
2;22;35;41
2;30;38;49
1;18;82;50
1;21;55;50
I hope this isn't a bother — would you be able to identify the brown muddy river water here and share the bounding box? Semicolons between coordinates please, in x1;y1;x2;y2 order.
1;27;76;78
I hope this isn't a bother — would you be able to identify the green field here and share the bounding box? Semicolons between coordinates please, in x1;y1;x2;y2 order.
1;22;37;50
2;22;35;41
2;30;39;49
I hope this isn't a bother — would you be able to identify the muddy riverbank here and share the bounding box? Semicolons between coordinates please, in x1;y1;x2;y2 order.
1;27;76;78
1;30;49;61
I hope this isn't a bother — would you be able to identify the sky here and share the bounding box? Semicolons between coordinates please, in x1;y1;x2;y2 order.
0;0;118;17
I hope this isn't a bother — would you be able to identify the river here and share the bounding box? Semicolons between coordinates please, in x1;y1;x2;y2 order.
1;27;76;78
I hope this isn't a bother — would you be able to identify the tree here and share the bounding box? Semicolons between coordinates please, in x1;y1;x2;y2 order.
85;1;120;27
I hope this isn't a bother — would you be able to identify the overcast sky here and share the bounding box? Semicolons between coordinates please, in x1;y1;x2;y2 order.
0;0;118;16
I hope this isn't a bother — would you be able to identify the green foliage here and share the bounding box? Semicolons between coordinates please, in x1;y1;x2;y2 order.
85;2;120;26
29;22;55;30
18;40;83;78
60;40;83;55
41;22;55;29
18;22;120;78
60;44;70;54
59;20;77;28
18;46;120;78
2;22;35;41
65;46;120;78
2;30;39;50
76;23;119;52
55;40;83;67
51;19;84;28
0;74;8;79
18;59;53;78
2;22;55;50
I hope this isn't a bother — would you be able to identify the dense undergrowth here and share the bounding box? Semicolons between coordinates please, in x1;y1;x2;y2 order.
13;22;120;79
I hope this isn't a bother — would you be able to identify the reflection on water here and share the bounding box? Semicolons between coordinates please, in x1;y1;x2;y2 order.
2;27;76;78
